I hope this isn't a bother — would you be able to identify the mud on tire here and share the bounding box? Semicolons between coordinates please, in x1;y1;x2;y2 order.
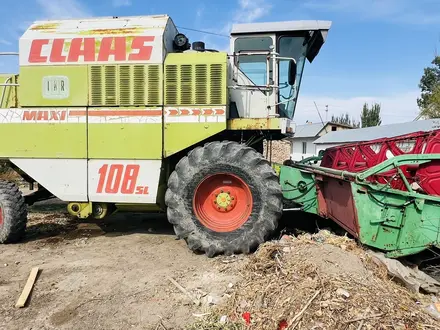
165;141;283;257
0;181;27;243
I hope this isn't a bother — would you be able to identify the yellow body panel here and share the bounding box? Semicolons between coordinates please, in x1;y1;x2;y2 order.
163;52;228;156
0;124;86;158
88;123;162;159
164;122;225;157
19;66;89;107
227;118;283;130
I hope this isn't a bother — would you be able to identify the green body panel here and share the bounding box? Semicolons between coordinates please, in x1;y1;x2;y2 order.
351;184;440;257
163;52;227;156
0;124;86;158
19;66;88;107
279;165;317;214
164;122;226;157
0;74;18;108
88;123;162;159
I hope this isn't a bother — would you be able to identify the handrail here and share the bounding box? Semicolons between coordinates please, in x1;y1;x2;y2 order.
0;52;19;56
0;77;19;107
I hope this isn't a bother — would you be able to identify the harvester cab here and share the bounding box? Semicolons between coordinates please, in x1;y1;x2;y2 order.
0;15;333;257
228;20;331;127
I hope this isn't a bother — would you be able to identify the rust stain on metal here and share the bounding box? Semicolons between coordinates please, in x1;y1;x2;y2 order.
319;178;360;237
30;23;61;31
78;27;145;35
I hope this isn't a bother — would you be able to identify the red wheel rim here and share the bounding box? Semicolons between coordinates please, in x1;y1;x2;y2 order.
193;173;253;232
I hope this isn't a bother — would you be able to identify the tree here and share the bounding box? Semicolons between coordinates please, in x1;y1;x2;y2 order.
331;112;360;128
418;56;440;118
419;85;440;118
361;102;382;128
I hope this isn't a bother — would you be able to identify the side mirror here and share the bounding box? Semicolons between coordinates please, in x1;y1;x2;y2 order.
288;59;297;86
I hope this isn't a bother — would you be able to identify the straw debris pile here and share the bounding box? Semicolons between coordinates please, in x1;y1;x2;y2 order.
190;230;439;329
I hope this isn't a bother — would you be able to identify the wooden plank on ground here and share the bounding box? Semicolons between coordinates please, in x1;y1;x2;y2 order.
15;267;39;308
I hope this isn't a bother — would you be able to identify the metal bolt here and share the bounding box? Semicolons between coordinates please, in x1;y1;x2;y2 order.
231;197;235;200
214;201;217;204
227;191;230;195
220;190;224;193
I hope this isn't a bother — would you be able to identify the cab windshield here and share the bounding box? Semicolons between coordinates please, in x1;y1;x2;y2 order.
278;36;307;119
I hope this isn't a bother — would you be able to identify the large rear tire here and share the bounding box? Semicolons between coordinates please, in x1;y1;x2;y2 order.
165;141;283;257
0;180;27;243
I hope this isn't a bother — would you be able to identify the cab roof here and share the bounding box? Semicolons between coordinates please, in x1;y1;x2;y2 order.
231;20;332;35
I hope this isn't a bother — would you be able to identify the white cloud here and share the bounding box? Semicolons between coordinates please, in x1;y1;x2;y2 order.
0;39;12;46
112;0;132;8
36;0;91;19
216;0;272;36
234;0;272;24
196;6;204;18
302;0;440;25
295;90;420;125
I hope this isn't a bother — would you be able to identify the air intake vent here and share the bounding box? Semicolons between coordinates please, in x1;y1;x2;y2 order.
89;64;162;107
119;65;131;105
165;65;178;105
164;60;226;106
195;64;207;104
104;66;117;106
146;65;160;106
90;66;103;106
180;65;193;105
209;64;223;105
133;65;145;106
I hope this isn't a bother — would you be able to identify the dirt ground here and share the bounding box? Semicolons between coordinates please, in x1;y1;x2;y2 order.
1;196;439;330
0;199;247;330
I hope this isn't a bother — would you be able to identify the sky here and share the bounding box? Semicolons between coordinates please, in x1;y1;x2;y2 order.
0;0;439;125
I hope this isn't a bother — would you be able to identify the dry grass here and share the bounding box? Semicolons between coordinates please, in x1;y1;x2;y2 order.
190;231;439;330
0;162;24;185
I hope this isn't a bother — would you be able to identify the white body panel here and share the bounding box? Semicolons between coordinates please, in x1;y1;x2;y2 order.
0;108;165;124
20;15;178;66
10;159;88;201
88;159;161;203
10;158;161;204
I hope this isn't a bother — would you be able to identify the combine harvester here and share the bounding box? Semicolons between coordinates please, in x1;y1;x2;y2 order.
0;14;438;259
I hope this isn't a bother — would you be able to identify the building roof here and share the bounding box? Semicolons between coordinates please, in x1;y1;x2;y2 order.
293;122;353;139
294;123;326;138
231;20;332;35
314;119;440;144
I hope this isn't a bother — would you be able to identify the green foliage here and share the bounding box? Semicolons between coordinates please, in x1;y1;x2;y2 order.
331;112;360;128
418;56;440;115
361;103;382;128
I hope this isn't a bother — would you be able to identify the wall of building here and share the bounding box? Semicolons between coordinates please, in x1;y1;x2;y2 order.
263;139;292;163
317;124;351;137
291;137;316;161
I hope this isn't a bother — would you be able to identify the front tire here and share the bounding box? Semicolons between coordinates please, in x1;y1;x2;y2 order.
0;181;27;243
165;141;283;257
